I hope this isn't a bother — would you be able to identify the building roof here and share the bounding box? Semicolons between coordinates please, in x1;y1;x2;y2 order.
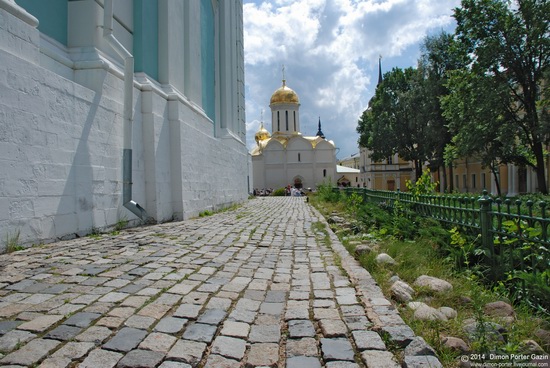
270;80;299;105
336;165;360;174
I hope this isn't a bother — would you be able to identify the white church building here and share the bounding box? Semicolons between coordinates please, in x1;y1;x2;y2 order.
0;0;248;249
251;78;337;191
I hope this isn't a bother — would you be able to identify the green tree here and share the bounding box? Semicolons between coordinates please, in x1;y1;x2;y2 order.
357;67;438;179
451;0;550;193
442;69;527;195
418;31;467;192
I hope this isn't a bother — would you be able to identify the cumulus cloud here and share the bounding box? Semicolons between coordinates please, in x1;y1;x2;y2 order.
243;0;460;158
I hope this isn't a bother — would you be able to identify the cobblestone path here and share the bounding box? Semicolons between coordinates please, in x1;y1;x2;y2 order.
0;197;437;367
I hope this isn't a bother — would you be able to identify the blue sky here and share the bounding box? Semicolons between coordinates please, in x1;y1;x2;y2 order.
243;0;461;159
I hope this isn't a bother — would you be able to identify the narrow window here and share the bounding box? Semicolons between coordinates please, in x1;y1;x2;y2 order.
462;174;467;189
277;111;280;131
294;111;296;131
298;153;301;162
285;111;289;131
323;169;327;177
455;175;459;188
482;173;486;189
471;174;476;189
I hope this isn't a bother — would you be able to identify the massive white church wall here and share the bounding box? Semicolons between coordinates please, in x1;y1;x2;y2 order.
0;3;248;251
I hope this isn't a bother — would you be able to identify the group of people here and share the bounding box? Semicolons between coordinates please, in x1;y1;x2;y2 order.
252;188;274;196
252;185;309;197
285;185;304;197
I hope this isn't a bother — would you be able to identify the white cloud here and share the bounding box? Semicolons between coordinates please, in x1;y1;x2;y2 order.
243;0;460;158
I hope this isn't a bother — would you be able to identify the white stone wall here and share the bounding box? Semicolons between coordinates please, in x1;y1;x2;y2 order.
0;3;248;251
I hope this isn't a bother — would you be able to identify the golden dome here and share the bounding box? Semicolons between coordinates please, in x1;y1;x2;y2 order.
255;122;271;144
270;80;300;105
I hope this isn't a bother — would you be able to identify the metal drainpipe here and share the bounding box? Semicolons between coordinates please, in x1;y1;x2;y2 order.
103;0;150;222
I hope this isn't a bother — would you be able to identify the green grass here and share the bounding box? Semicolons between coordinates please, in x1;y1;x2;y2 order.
5;229;23;253
311;193;550;367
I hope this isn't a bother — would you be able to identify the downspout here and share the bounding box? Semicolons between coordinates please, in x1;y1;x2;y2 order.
103;0;150;221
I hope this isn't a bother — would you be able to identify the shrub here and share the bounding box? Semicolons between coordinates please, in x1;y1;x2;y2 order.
271;188;286;196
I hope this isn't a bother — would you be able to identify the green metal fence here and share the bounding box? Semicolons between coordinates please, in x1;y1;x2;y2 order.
337;187;550;306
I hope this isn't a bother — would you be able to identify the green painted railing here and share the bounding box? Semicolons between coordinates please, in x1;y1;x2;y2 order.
336;187;550;305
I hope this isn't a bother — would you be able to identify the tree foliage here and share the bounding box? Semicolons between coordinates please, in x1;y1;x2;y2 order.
451;0;550;193
357;0;550;194
357;67;439;179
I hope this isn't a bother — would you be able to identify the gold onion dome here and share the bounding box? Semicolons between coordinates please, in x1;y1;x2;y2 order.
255;122;270;144
270;80;300;105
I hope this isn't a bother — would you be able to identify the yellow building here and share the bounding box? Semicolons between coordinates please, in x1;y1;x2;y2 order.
358;148;414;190
434;159;538;196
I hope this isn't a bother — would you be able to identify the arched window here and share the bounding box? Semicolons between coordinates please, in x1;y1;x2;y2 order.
293;111;296;131
277;111;280;131
323;169;327;177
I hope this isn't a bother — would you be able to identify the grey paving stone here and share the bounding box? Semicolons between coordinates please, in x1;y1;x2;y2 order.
44;324;82;341
0;338;60;366
103;327;147;352
154;317;188;334
382;325;416;347
246;343;279;367
228;308;256;323
139;332;177;353
158;362;192;368
64;312;102;327
319;319;348;337
320;338;355;362
124;315;156;330
259;302;284;315
0;321;21;335
286;337;319;357
166;339;206;366
116;349;165;368
197;309;226;325
79;348;123;368
17;314;64;332
360;350;401;368
118;283;145;294
219;321;249;338
325;362;361;368
352;330;386;351
75;326;113;344
0;330;36;352
343;315;372;331
50;341;95;360
42;284;72;294
288;319;316;338
182;323;217;343
173;304;202;319
211;336;246;360
204;354;240;368
249;324;281;343
287;356;322;368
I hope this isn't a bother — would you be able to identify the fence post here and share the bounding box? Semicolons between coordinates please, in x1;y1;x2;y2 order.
478;190;496;276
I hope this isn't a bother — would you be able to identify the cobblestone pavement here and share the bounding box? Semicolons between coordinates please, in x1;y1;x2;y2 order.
0;197;438;367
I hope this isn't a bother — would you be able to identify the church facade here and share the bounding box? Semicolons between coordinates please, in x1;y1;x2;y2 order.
251;79;337;191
